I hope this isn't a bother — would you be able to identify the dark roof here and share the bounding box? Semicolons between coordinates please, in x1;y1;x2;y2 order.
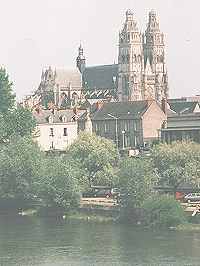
33;109;86;124
83;64;118;90
168;101;200;114
91;101;150;121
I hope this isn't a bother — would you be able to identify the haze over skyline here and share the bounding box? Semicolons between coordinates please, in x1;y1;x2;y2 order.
0;0;199;99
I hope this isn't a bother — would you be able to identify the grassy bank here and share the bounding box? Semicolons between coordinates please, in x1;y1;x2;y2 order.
175;223;200;232
65;211;118;223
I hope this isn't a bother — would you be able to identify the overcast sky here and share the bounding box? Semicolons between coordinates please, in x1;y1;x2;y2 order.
1;0;199;99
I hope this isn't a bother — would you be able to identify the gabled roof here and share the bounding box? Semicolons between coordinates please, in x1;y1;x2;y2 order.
168;101;200;114
33;109;85;124
83;64;118;90
90;100;151;121
55;68;82;88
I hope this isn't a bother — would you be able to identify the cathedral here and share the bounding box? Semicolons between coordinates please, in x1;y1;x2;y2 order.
29;9;169;109
77;9;169;102
118;9;168;102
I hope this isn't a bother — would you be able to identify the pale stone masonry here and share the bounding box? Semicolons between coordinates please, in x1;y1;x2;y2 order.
118;10;168;102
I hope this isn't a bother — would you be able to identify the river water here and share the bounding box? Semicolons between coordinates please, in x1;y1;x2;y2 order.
0;216;200;266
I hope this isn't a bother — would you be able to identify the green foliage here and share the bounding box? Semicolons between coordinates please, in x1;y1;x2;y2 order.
36;156;82;209
0;137;43;201
0;114;8;143
118;157;157;208
67;132;119;186
151;141;200;192
143;195;187;228
5;106;36;138
0;68;15;113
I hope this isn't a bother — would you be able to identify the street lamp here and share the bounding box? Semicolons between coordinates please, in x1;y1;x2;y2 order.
107;113;119;151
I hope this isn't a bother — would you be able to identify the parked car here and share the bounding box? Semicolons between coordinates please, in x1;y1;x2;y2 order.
82;187;111;198
82;187;120;198
184;193;200;203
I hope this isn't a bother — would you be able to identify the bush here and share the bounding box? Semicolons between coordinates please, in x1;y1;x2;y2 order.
142;195;186;228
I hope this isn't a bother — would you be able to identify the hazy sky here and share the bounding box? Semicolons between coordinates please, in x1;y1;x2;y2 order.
1;0;199;99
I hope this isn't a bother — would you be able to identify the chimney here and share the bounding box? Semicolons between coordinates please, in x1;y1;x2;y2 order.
35;104;41;114
96;101;104;111
161;98;167;114
146;97;154;108
73;106;78;115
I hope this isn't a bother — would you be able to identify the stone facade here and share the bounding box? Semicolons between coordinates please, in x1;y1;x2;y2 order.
118;10;168;102
24;9;169;110
36;67;83;108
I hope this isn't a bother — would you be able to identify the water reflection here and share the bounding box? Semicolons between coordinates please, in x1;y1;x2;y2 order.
0;216;200;265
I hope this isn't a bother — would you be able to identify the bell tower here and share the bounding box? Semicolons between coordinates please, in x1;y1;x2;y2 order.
118;10;144;101
144;10;168;101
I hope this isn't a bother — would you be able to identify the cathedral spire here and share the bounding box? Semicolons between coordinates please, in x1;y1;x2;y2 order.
147;10;160;33
76;44;86;73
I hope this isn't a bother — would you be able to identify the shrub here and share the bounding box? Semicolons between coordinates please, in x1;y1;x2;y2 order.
142;195;186;228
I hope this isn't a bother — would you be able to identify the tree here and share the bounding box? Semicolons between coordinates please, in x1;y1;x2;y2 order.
0;68;15;113
151;141;200;195
0;137;43;204
143;195;186;228
118;157;157;208
36;156;82;209
5;106;36;138
67;132;119;186
0;114;7;143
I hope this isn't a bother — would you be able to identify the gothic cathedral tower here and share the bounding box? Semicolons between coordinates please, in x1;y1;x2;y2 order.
143;10;168;101
118;10;144;101
118;10;169;102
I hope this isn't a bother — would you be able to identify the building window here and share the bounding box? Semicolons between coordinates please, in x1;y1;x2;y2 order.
124;121;130;131
104;122;109;133
50;128;54;137
94;123;99;132
63;128;68;136
50;141;54;149
125;134;131;148
48;116;53;123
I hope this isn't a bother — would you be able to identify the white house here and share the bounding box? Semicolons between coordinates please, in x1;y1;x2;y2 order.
33;109;85;151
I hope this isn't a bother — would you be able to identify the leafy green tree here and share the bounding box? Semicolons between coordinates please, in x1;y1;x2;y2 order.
118;157;157;208
5;106;36;138
143;195;186;228
0;137;43;203
67;132;119;186
151;141;200;195
0;114;7;143
36;156;82;209
0;68;15;113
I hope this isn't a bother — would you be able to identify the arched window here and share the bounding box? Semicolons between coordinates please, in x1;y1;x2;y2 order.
134;54;137;63
126;54;130;63
122;55;125;63
48;116;53;123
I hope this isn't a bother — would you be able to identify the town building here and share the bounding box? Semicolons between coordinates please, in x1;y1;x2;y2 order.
33;108;85;151
161;101;200;143
79;99;166;149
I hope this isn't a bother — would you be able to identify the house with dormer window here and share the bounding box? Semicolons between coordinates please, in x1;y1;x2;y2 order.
33;108;85;151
